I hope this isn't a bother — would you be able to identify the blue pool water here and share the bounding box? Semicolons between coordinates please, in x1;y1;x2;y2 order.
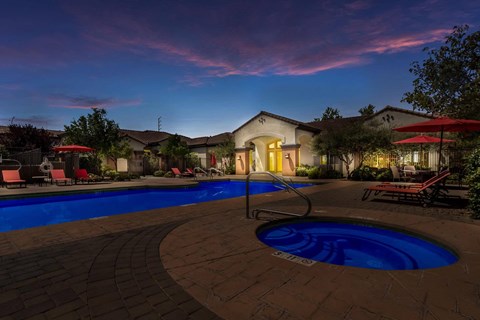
257;220;458;270
0;181;310;232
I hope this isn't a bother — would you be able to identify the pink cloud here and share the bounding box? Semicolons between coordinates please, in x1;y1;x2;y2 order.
367;29;450;54
2;0;466;85
48;95;142;109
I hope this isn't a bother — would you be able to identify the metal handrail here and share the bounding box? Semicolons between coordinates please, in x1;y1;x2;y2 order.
209;167;224;176
246;171;312;219
193;167;208;180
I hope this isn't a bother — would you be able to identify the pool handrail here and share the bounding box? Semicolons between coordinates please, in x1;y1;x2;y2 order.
209;167;224;176
246;171;312;219
193;167;209;179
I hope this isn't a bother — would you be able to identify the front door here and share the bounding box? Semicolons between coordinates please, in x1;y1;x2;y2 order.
267;140;282;173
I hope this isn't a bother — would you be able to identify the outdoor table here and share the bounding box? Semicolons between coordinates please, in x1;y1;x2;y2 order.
412;170;435;183
31;175;48;186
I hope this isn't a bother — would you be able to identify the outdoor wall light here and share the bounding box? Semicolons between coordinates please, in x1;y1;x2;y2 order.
237;155;242;161
285;153;290;159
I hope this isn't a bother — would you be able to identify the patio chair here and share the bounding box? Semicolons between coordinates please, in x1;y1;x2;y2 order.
50;169;73;186
74;169;95;184
171;167;193;178
402;165;416;181
361;170;451;206
1;170;27;188
390;166;410;182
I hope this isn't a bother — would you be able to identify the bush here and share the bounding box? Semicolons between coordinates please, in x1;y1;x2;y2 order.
375;168;393;181
296;164;310;177
153;170;165;177
103;169;120;180
164;171;174;178
466;149;480;218
350;166;375;181
322;169;343;179
224;164;235;175
307;166;321;179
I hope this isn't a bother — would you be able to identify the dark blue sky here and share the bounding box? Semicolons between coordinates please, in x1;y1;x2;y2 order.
1;0;479;137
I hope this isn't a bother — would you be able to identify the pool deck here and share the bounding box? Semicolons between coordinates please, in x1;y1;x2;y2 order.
0;176;479;319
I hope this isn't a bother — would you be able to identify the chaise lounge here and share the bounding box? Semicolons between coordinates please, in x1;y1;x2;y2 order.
361;170;451;206
50;169;73;186
171;167;194;178
74;169;96;184
2;170;27;188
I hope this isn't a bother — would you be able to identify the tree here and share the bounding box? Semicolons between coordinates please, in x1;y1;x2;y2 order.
402;25;480;119
63;108;122;172
314;107;342;121
160;134;190;168
311;120;392;178
214;136;235;174
106;140;133;171
1;124;53;153
359;104;376;116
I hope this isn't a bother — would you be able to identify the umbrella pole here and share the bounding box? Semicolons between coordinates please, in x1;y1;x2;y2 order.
437;128;444;173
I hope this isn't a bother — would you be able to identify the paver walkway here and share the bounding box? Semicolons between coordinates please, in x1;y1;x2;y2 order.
0;178;477;319
0;221;220;319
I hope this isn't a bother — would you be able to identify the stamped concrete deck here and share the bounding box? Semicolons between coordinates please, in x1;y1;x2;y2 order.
0;177;478;319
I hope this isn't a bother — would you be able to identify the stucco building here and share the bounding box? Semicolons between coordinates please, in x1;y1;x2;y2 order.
233;106;433;176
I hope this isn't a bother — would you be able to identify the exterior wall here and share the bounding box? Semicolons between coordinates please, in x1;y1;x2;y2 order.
189;146;207;168
235;147;252;175
281;144;300;176
368;109;431;129
296;130;315;166
234;115;298;148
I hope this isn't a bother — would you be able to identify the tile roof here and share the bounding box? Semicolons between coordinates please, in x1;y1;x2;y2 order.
187;132;233;147
233;111;319;133
0;125;63;137
120;129;172;144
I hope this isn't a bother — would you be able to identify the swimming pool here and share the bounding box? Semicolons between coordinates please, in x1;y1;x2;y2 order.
0;181;310;232
257;218;458;270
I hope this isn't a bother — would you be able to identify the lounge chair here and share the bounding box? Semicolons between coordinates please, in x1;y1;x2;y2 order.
74;169;95;184
362;170;451;206
50;169;73;185
171;167;193;178
2;170;26;188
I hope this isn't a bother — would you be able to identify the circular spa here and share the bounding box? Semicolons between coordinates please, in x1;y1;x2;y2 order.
256;218;458;270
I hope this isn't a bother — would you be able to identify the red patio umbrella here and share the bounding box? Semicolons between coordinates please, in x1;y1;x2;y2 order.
393;117;480;171
393;135;455;167
53;145;94;152
393;135;455;144
210;152;217;167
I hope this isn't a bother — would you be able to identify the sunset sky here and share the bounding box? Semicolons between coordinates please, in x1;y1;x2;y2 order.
1;0;479;137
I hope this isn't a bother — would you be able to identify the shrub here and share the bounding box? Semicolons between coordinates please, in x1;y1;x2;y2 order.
375;168;393;181
322;169;343;179
307;166;321;179
153;170;165;177
296;165;310;177
164;171;174;178
224;164;235;175
103;169;119;180
466;148;480;218
350;166;375;181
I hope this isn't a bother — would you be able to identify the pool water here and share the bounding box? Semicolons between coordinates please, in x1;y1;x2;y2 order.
257;220;458;270
0;181;310;232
